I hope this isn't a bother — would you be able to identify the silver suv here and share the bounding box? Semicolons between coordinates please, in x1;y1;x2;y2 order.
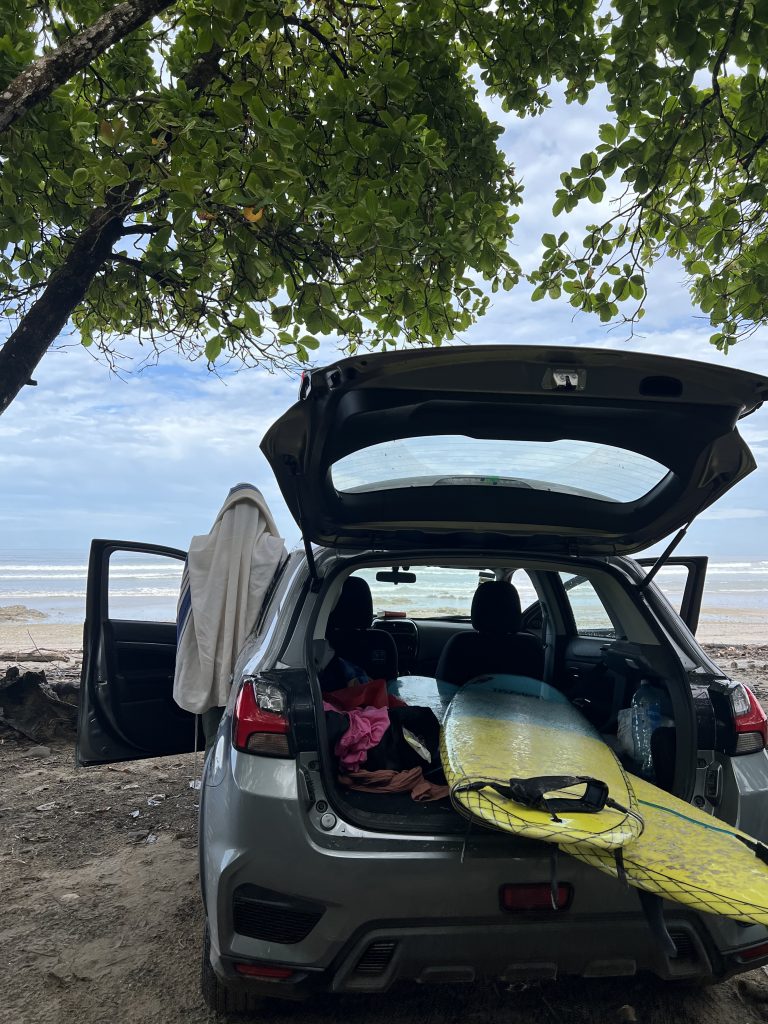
77;346;768;1014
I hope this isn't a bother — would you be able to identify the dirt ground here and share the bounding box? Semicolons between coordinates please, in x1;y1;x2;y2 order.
3;648;768;1023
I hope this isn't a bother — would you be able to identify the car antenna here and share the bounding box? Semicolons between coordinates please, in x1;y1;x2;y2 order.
637;521;692;590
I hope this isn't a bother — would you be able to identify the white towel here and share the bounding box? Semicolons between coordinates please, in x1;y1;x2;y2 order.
173;484;286;714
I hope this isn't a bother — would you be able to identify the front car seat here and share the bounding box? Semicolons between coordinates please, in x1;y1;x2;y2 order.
325;576;398;681
435;580;544;685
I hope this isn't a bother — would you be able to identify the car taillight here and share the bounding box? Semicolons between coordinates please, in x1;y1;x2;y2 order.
500;883;572;912
233;677;291;756
731;684;768;755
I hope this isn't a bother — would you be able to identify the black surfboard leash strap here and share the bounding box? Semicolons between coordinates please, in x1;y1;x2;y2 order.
453;774;644;828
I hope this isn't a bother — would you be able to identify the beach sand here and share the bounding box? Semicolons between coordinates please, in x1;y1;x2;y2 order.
3;609;768;1023
0;622;83;657
3;672;768;1022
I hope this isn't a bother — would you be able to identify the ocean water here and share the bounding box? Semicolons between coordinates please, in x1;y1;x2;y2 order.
0;549;185;624
0;551;766;641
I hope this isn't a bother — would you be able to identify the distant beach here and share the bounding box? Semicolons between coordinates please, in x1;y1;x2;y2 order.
0;552;767;652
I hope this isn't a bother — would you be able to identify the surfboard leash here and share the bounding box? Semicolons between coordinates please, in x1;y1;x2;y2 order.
638;797;768;866
453;774;643;827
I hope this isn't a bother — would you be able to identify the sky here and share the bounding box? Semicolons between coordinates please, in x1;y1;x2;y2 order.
1;83;767;563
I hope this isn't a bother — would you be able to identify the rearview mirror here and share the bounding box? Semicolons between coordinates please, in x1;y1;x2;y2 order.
375;569;417;584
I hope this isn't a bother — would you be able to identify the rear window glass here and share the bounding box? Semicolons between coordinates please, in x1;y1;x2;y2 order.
332;436;666;503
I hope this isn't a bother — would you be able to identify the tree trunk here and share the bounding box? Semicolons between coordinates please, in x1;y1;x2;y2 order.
0;47;222;417
0;202;127;414
0;0;176;133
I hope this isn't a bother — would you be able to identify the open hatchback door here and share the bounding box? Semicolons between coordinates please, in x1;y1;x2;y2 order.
77;540;202;765
262;346;767;555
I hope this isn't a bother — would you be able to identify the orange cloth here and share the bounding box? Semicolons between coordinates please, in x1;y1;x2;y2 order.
339;767;449;802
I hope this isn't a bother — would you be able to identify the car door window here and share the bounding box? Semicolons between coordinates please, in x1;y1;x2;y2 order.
108;550;184;622
560;573;617;639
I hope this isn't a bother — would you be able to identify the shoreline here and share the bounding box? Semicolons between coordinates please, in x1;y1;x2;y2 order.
3;618;765;700
2;619;768;660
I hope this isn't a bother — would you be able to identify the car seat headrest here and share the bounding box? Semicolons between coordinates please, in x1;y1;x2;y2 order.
327;576;374;632
470;580;522;634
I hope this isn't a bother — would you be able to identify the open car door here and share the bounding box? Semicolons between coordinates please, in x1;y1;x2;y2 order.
77;540;203;766
636;556;709;635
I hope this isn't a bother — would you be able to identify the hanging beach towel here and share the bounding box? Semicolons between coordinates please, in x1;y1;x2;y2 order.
173;483;286;714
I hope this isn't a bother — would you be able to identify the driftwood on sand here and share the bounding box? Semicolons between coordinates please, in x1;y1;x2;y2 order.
0;666;78;741
0;650;71;663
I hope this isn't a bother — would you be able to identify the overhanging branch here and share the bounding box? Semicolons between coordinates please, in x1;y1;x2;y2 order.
0;0;176;133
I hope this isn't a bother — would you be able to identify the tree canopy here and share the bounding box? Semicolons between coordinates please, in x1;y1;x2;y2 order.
1;0;767;413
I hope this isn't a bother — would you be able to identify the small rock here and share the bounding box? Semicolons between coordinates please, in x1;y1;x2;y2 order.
145;833;159;844
731;661;738;670
749;661;757;669
22;745;51;759
58;893;80;904
35;802;57;811
146;793;166;806
129;809;140;818
616;1006;638;1022
126;830;150;843
121;782;139;790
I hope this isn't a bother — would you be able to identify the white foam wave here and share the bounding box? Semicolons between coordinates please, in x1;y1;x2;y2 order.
1;588;179;599
0;563;181;572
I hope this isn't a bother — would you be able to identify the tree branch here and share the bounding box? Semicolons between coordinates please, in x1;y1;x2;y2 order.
0;0;176;133
0;46;222;415
282;15;350;77
0;192;133;414
120;223;166;236
110;250;184;288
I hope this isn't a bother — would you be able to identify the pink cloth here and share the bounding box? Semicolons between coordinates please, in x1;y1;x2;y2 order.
323;703;390;772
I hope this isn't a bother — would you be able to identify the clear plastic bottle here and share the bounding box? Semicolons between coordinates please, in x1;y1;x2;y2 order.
631;680;663;779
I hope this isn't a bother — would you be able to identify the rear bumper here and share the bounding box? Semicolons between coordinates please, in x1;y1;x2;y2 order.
208;911;768;1001
201;751;768;1000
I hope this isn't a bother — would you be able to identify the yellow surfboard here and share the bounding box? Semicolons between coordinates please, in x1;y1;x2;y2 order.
566;774;768;926
441;688;643;850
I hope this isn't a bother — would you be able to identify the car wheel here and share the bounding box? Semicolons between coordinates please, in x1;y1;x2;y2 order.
201;923;263;1016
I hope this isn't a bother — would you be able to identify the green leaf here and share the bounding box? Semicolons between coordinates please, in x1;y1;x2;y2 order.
50;167;70;187
205;336;223;362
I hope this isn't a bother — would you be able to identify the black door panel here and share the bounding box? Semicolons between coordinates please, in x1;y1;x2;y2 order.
636;556;708;634
77;540;203;766
562;635;610;692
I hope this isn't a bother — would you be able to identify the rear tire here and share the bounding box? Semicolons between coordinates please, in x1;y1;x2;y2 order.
201;923;263;1016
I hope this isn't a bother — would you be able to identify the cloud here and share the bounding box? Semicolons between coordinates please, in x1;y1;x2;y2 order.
699;507;768;521
0;347;303;552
